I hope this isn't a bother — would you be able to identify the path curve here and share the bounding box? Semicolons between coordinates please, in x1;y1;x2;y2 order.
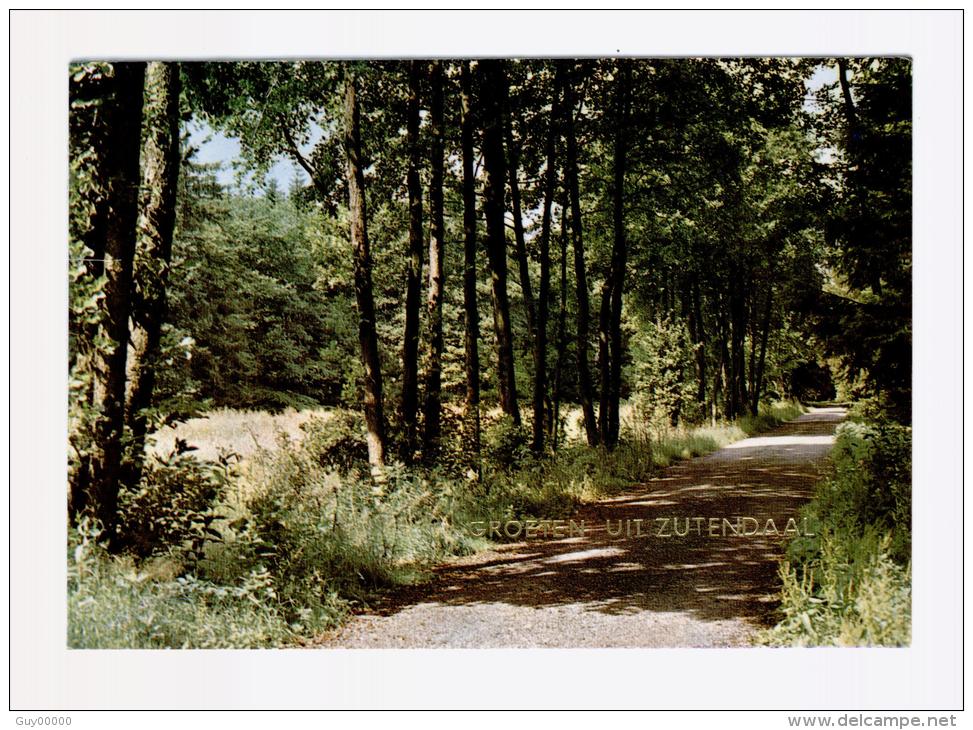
316;407;845;648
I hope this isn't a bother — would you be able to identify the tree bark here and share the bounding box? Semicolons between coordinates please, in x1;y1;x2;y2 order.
77;62;146;541
479;60;521;424
561;62;599;446
506;114;536;342
550;191;569;450
688;276;708;417
596;277;612;441
836;58;859;146
531;66;561;452
603;61;631;447
343;67;387;472
125;61;181;490
400;61;424;462
750;287;774;416
460;62;481;468
423;60;446;458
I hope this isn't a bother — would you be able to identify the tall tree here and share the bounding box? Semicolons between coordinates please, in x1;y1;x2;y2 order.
343;66;387;471
460;62;481;466
69;61;146;539
820;58;911;421
531;66;561;452
479;60;521;424
561;62;599;445
400;61;424;461
423;60;446;457
596;61;631;448
506;110;536;342
125;61;182;487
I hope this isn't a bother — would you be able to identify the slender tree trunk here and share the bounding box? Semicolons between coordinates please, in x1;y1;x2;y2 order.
400;61;424;462
561;62;599;446
604;61;631;447
596;278;612;441
343;67;387;472
836;58;859;143
506;116;536;342
460;62;481;469
479;60;520;424
78;62;146;542
124;61;181;491
531;67;561;452
423;60;446;458
750;287;774;416
551;196;569;450
689;276;708;416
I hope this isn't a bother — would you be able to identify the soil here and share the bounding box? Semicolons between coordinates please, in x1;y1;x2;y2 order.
313;407;845;648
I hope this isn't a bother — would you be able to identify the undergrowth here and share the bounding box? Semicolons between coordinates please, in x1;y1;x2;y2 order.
762;407;911;647
69;399;805;648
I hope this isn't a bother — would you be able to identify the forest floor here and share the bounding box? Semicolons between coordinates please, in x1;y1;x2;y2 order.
313;406;846;648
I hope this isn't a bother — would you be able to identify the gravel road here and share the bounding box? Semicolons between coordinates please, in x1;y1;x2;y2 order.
315;407;845;648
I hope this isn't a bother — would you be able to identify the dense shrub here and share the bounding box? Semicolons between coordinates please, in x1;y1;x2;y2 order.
68;520;297;649
114;445;231;559
763;415;912;646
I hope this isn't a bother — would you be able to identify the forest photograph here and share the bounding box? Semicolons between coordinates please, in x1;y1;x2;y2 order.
66;56;912;651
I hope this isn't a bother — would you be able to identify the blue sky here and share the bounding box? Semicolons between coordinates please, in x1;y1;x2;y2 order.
185;119;309;192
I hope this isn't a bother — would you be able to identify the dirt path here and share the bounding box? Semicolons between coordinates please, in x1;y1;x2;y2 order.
316;407;845;648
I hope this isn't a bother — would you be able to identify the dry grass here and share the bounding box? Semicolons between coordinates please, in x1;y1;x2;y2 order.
150;407;336;462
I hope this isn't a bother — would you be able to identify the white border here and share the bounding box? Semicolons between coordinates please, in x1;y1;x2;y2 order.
7;9;964;713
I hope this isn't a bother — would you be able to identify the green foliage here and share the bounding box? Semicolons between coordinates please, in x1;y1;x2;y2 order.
737;399;806;436
163;165;357;410
298;412;369;474
815;59;912;421
483;416;532;470
68;521;298;649
629;315;698;429
115;445;231;559
765;529;911;647
763;412;912;646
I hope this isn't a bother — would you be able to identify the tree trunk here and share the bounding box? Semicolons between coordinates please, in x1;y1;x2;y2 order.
551;196;569;450
561;62;599;446
750;287;773;416
423;60;446;458
77;62;146;542
400;61;424;462
506;114;536;342
531;66;561;452
604;61;631;448
836;58;859;144
689;276;708;417
596;277;612;442
343;67;387;472
479;60;520;424
124;61;181;491
460;62;481;469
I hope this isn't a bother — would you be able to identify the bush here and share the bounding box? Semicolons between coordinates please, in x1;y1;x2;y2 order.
114;444;231;559
762;413;912;646
483;416;532;470
764;528;911;647
206;435;488;634
68;520;299;649
298;411;369;475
